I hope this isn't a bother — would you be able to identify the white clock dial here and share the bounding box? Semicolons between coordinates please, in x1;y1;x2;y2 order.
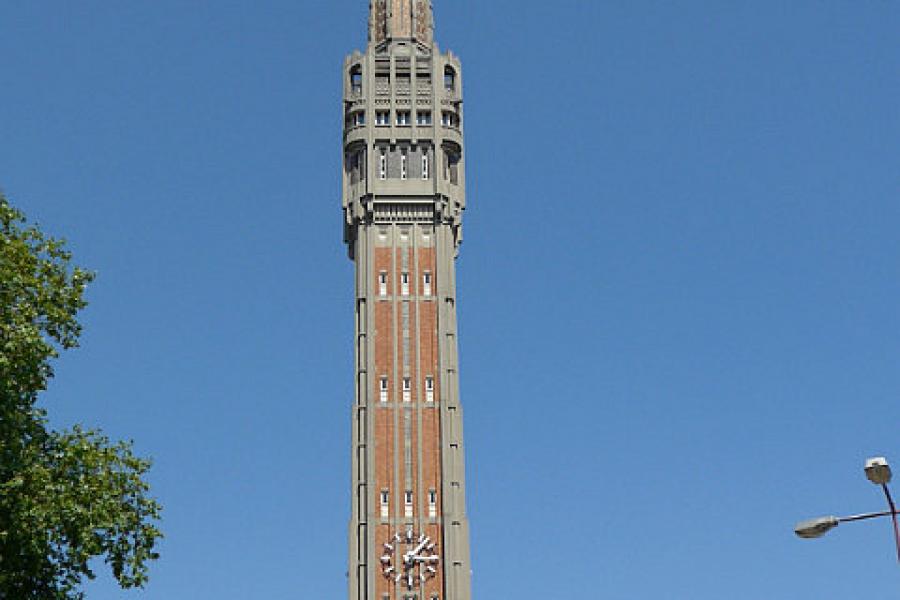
381;529;440;590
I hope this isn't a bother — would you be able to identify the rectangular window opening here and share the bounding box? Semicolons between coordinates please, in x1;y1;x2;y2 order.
402;377;411;403
423;272;432;297
404;490;413;518
425;376;434;403
379;377;388;403
401;272;410;296
379;271;388;296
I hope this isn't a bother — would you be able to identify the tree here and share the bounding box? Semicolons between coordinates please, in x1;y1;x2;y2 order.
0;194;162;599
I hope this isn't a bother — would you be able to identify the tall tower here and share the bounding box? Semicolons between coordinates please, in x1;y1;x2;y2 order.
342;2;471;600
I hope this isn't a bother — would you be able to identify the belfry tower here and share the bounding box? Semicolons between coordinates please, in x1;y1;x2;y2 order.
342;2;472;600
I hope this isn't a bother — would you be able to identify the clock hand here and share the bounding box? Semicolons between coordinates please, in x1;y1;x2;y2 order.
410;537;430;556
403;537;431;564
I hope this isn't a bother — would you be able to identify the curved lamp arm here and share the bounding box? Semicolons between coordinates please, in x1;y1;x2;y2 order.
794;512;894;539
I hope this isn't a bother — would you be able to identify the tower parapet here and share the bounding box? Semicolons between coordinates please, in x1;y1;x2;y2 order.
343;0;465;259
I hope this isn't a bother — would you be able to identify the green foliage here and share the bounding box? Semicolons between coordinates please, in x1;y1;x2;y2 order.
0;194;162;599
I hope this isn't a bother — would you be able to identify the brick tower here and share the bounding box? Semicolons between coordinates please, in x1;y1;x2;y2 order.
342;2;472;600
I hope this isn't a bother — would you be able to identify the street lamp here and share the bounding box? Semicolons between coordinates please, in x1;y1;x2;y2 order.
794;456;900;563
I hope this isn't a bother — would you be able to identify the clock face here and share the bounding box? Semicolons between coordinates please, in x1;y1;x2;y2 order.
380;529;440;590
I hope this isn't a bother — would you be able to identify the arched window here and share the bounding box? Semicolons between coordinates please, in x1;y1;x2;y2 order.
444;66;456;92
444;147;461;185
350;66;362;94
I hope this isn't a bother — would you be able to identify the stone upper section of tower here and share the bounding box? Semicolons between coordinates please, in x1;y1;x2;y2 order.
369;0;434;46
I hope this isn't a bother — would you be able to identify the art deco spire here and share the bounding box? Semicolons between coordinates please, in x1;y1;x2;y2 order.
369;0;434;45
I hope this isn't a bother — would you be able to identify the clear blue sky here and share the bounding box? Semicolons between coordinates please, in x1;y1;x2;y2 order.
2;1;899;598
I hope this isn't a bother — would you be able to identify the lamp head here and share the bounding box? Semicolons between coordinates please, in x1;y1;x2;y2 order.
794;516;840;539
865;457;892;485
795;516;840;539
